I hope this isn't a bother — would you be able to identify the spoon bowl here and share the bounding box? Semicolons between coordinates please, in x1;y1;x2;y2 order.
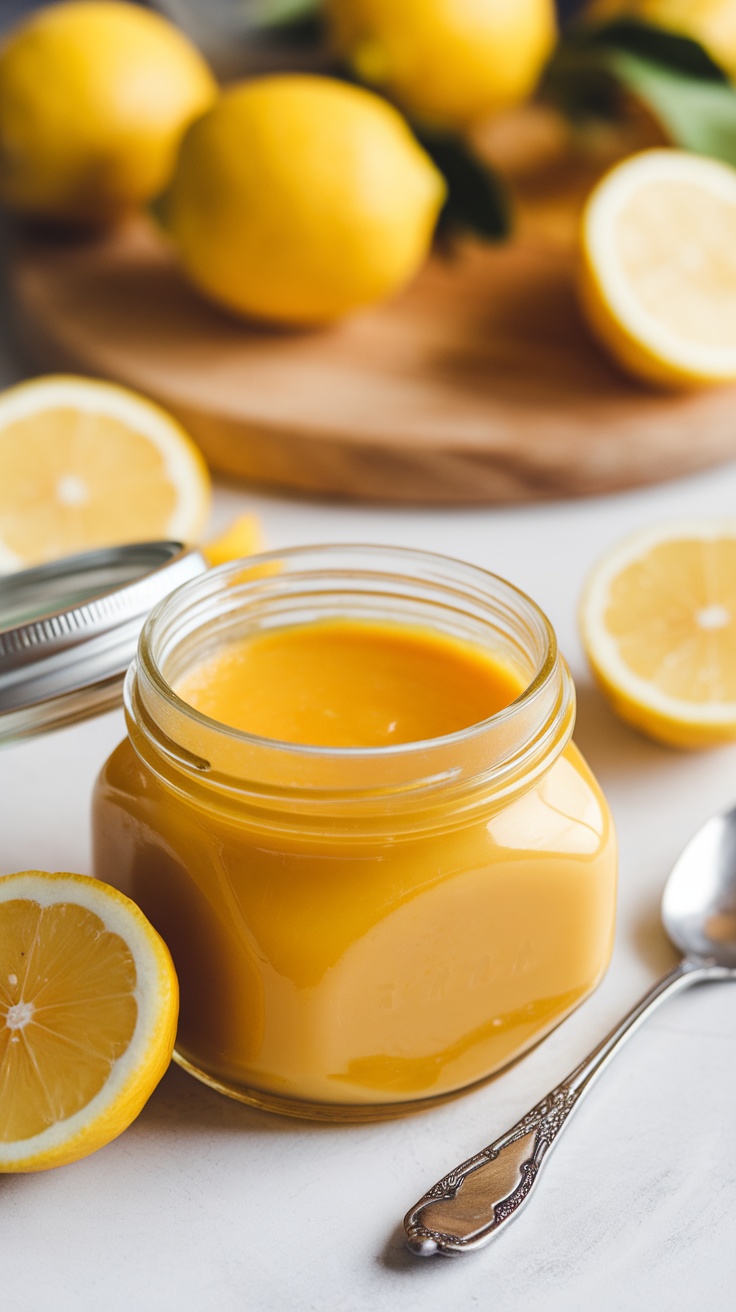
663;802;736;968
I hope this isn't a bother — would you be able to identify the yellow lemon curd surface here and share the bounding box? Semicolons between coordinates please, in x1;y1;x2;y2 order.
92;618;616;1116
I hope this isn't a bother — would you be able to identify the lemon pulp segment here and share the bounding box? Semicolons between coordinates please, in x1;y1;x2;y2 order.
0;899;137;1142
0;409;177;564
580;150;736;387
617;181;736;348
0;872;178;1172
581;521;736;747
0;375;210;571
604;537;736;699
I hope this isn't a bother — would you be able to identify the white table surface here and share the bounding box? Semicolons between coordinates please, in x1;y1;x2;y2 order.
2;333;736;1312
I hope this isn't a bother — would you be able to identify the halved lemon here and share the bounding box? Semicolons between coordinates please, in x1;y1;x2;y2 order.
579;149;736;388
0;871;178;1172
580;520;736;748
0;375;211;571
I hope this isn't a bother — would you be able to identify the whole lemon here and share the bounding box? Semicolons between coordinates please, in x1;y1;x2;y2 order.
159;76;446;326
588;0;736;79
0;1;217;224
327;0;557;130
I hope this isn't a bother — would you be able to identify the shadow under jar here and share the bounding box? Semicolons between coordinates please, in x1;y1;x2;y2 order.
92;545;617;1121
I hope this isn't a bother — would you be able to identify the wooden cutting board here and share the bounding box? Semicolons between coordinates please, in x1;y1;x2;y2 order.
10;110;736;505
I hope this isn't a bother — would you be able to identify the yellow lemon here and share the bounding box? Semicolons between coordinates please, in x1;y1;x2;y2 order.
327;0;556;130
159;75;446;326
579;148;736;387
0;1;217;224
588;1;736;80
580;520;736;748
0;871;178;1171
0;375;211;571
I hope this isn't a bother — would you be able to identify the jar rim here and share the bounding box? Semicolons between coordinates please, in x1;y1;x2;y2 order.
127;544;575;828
136;543;559;760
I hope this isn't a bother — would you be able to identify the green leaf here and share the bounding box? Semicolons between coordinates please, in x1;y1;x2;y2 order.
248;0;322;28
544;17;736;166
607;49;736;164
418;132;511;243
243;0;324;47
543;41;623;121
583;17;728;82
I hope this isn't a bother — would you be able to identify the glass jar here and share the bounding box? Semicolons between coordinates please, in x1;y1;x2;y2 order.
92;545;617;1120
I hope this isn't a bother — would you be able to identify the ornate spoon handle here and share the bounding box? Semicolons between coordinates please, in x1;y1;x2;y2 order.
404;958;723;1257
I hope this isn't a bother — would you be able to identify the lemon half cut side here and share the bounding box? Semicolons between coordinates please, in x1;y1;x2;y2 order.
0;375;211;572
580;520;736;748
0;871;178;1172
580;149;736;388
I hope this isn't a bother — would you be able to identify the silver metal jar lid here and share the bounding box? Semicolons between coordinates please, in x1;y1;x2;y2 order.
0;541;207;745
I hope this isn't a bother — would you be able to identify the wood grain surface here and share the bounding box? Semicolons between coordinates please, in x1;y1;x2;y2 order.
9;108;736;504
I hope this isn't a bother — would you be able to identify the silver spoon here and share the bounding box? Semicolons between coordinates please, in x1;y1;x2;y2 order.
404;803;736;1257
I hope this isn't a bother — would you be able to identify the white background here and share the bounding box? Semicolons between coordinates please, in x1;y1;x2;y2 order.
2;329;736;1310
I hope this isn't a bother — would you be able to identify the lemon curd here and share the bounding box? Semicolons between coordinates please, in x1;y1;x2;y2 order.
92;547;617;1119
175;619;524;749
